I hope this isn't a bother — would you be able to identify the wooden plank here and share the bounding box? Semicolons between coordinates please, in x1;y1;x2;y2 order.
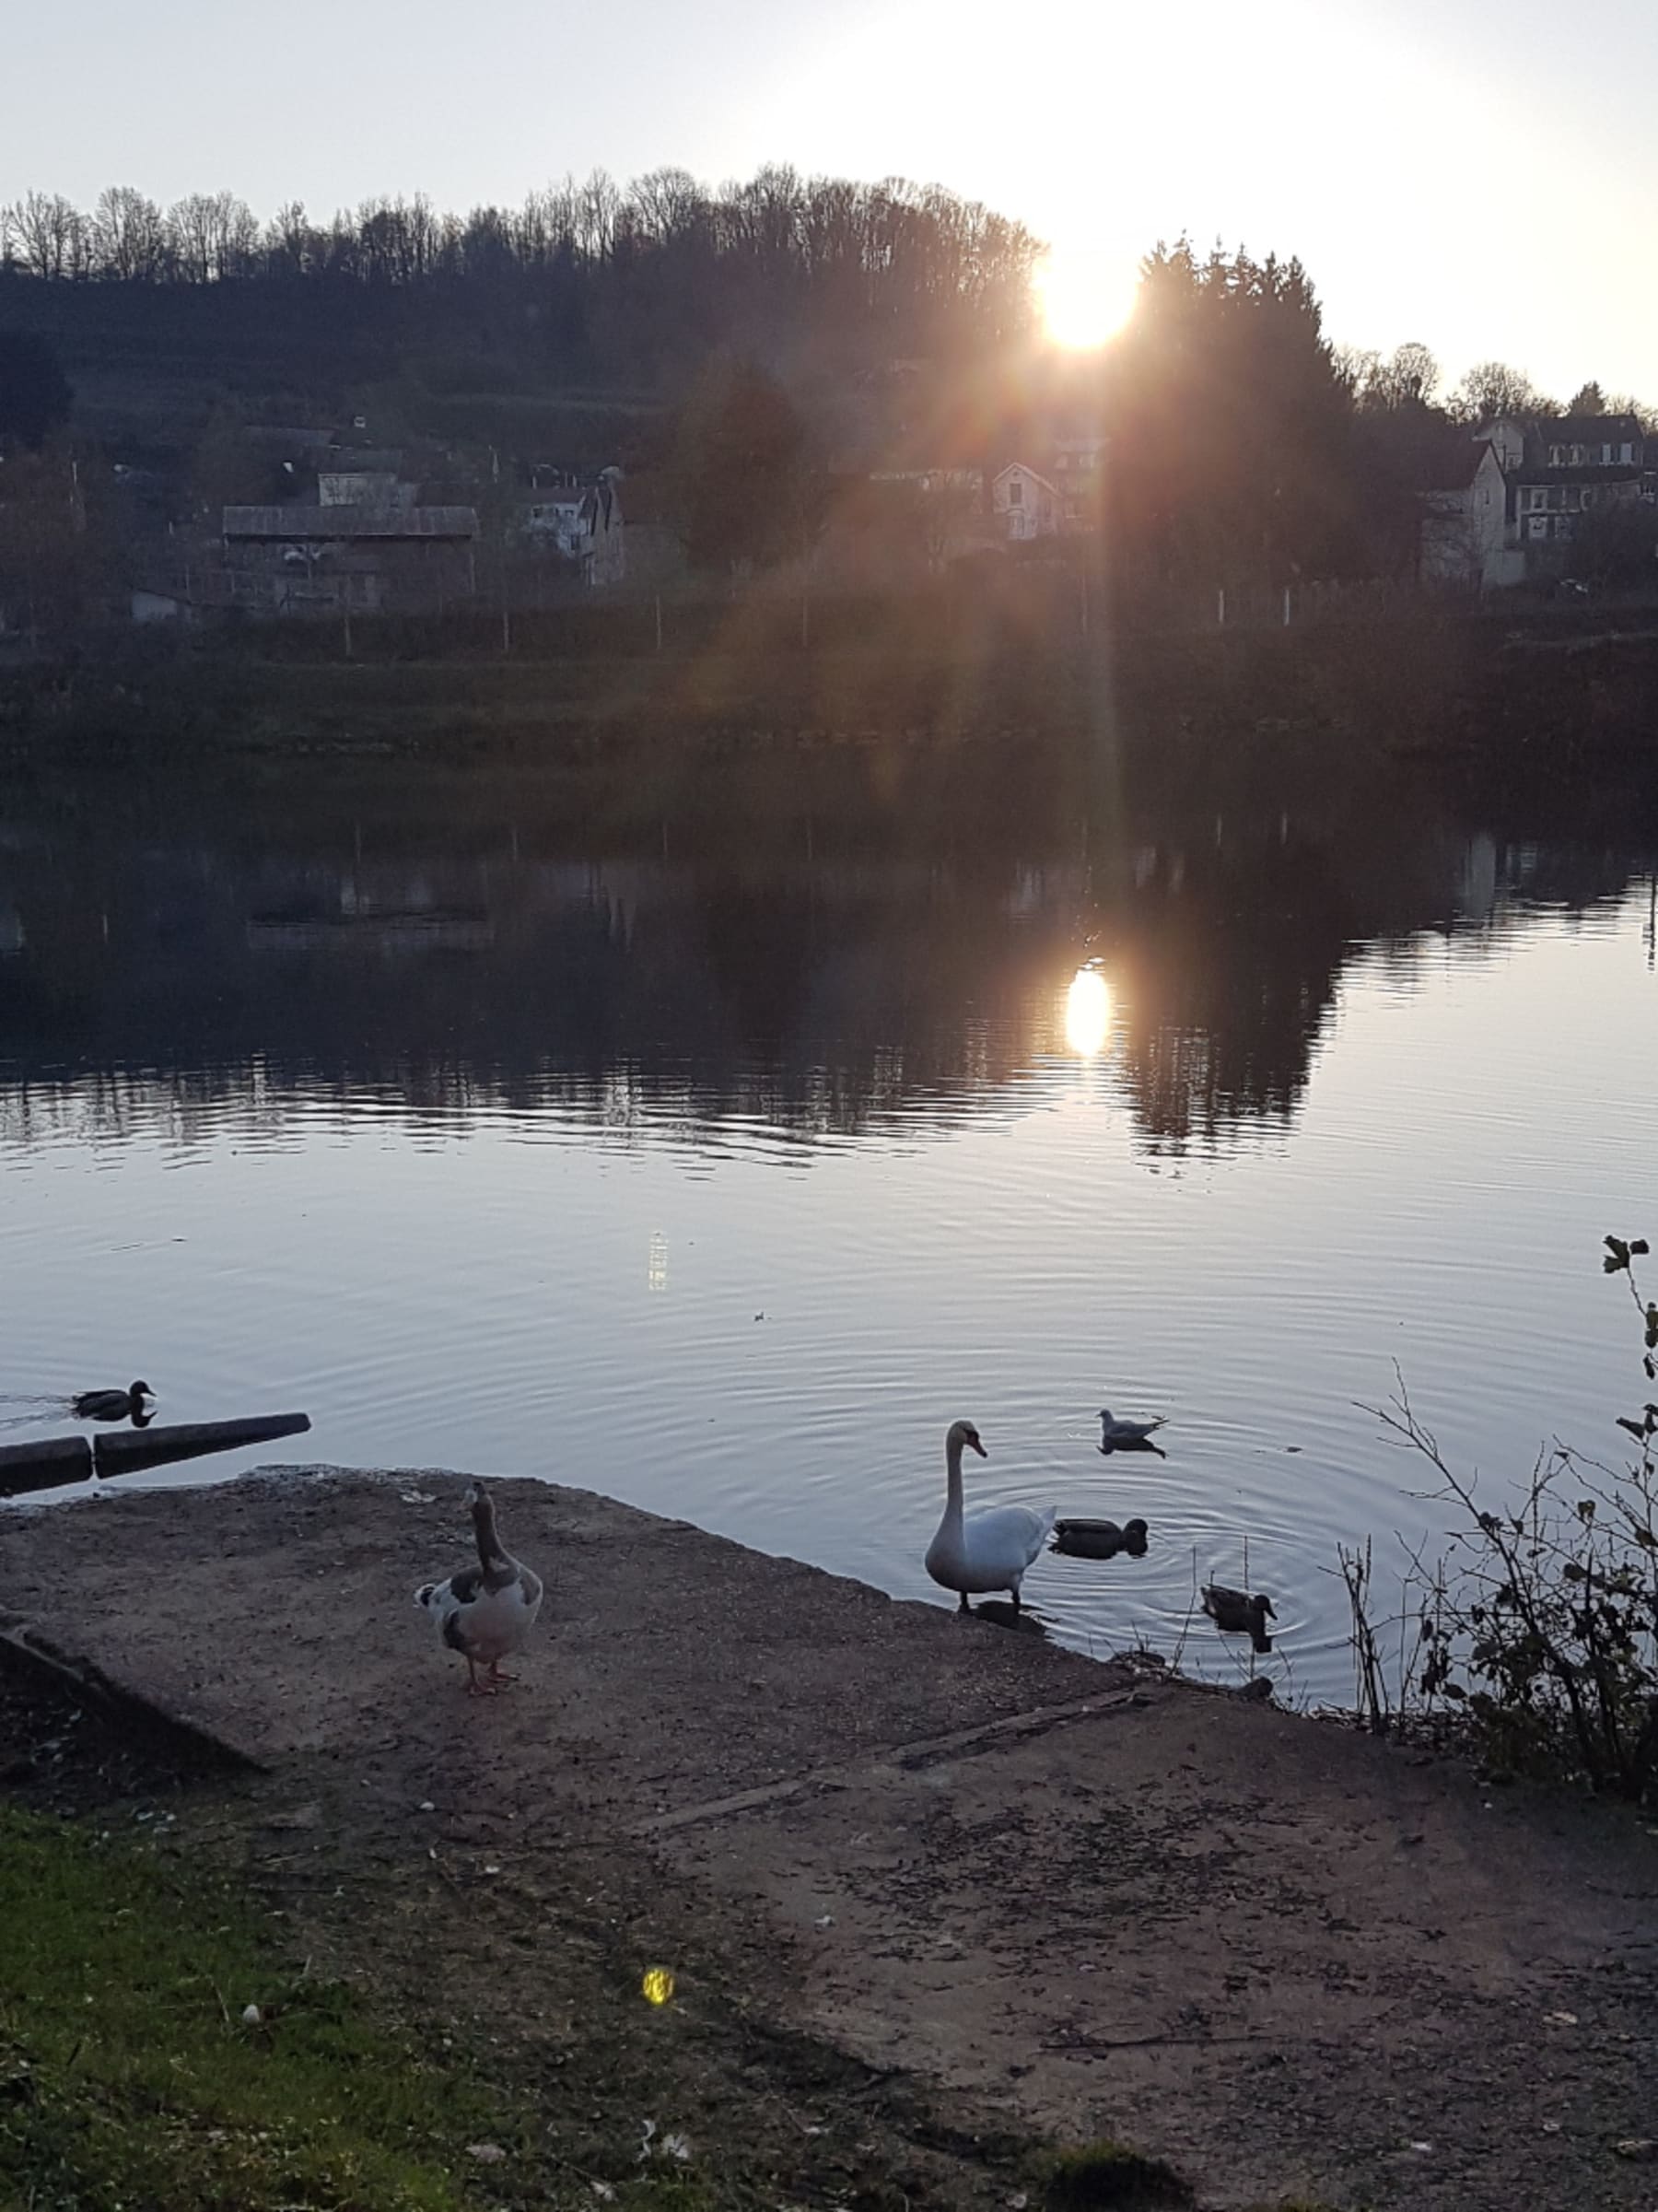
93;1413;311;1480
0;1435;94;1498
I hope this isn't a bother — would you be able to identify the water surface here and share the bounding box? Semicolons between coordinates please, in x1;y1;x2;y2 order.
3;761;1654;1703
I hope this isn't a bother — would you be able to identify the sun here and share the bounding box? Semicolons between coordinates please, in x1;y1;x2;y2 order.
1037;251;1138;351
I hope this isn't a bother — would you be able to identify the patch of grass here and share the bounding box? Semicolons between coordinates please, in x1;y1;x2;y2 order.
1045;2139;1195;2210
0;1803;531;2211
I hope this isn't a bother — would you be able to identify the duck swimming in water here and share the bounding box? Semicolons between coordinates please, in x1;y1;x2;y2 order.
924;1420;1056;1614
1202;1584;1276;1652
70;1381;154;1424
1051;1516;1150;1560
415;1481;544;1695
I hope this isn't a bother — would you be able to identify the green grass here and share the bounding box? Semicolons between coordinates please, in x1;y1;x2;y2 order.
0;1804;530;2211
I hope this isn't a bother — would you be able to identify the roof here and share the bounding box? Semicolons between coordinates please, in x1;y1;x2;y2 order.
1423;441;1498;492
317;450;405;476
994;462;1060;495
1537;414;1643;443
222;505;478;540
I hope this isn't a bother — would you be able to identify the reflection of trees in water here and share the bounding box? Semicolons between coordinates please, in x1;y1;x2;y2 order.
1109;838;1352;1147
0;807;1649;1159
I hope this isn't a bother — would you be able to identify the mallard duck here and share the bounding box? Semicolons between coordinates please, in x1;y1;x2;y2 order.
924;1420;1056;1613
1050;1515;1149;1560
1202;1584;1276;1651
1097;1407;1166;1455
71;1381;154;1424
414;1481;544;1694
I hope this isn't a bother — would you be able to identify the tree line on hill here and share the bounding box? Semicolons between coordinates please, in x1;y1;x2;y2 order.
0;170;1039;385
2;174;1655;629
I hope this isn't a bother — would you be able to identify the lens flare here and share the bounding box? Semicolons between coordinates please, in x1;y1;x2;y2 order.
1064;966;1112;1057
1037;252;1137;351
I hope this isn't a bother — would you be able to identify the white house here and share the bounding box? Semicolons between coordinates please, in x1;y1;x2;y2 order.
1476;417;1528;474
520;477;625;588
992;462;1065;544
1420;442;1522;591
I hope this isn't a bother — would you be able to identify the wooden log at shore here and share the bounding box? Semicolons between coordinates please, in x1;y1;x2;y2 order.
0;1435;94;1498
93;1414;311;1480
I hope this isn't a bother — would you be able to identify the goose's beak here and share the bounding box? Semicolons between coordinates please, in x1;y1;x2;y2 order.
971;1438;987;1457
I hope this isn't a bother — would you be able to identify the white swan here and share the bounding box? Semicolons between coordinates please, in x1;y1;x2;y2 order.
924;1419;1056;1613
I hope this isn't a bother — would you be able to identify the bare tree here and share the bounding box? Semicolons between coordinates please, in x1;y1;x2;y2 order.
264;201;317;277
165;190;258;282
6;190;89;279
1449;359;1546;425
93;186;166;280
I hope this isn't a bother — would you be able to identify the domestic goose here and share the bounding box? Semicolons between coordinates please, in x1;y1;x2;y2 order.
924;1419;1055;1613
1202;1584;1276;1652
415;1481;544;1694
1097;1407;1166;1455
71;1381;154;1424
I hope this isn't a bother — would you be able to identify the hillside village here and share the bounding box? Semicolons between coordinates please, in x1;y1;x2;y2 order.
1;176;1655;646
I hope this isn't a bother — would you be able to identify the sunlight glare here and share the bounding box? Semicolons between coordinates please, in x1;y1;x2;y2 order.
1037;252;1137;351
1064;966;1113;1057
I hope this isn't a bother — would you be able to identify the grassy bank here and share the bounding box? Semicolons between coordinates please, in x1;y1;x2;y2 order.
0;1803;562;2212
6;600;1657;780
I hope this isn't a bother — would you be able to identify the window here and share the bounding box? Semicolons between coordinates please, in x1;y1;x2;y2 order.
1527;515;1547;539
1548;444;1566;465
1008;478;1023;507
1622;441;1636;463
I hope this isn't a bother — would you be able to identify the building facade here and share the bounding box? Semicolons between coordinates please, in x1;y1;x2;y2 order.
992;462;1065;544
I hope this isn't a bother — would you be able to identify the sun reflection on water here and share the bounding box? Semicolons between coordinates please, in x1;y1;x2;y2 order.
1064;966;1113;1057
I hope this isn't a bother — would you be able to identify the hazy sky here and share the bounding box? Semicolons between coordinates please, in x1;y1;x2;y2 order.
6;0;1654;397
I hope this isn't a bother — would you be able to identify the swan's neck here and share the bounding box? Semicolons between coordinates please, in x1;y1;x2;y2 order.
942;1437;965;1527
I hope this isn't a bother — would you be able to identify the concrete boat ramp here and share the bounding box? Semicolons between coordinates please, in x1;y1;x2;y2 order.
4;1467;1656;2209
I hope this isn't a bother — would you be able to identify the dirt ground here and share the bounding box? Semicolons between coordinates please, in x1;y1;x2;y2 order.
4;1465;1656;2211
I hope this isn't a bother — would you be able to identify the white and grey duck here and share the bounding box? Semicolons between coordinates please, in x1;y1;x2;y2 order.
415;1481;544;1695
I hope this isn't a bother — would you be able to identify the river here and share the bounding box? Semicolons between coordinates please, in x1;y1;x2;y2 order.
2;752;1654;1703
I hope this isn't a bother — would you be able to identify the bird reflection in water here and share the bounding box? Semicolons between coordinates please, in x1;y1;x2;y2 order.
1064;964;1113;1058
